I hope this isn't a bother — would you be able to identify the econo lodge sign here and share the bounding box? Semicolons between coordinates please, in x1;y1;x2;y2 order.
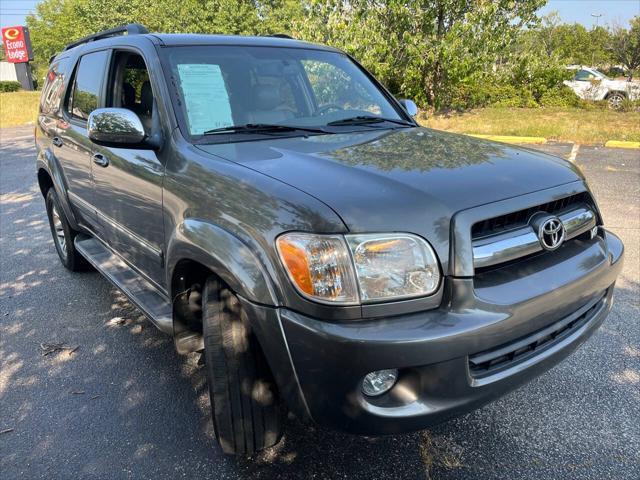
2;26;33;64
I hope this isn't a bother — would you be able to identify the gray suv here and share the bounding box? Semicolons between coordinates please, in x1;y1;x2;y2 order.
36;24;624;455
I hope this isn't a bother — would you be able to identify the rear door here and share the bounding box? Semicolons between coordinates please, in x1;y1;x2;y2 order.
56;49;110;231
89;48;166;290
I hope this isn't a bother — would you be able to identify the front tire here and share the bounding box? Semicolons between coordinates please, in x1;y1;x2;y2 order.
45;189;88;271
607;92;625;110
202;278;282;455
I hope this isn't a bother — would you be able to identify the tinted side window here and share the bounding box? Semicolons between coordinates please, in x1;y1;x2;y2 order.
40;58;68;115
68;50;109;120
574;70;595;81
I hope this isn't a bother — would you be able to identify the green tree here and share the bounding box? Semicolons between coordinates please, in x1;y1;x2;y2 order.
291;0;545;109
523;12;612;67
609;17;640;80
26;0;296;78
26;0;564;110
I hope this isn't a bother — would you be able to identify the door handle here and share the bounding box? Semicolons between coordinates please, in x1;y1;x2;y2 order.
52;136;63;148
92;153;109;168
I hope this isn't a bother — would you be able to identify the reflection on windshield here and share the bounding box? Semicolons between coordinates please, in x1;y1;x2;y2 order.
162;45;406;138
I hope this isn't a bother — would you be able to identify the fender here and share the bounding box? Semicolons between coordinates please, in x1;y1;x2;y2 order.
166;218;279;307
36;148;81;231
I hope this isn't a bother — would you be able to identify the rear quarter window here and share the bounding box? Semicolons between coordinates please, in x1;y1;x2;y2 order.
40;58;69;115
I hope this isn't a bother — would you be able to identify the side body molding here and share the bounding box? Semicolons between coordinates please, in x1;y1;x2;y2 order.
166;219;279;306
36;149;81;231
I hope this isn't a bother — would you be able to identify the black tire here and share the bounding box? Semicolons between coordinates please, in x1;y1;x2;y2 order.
202;278;282;455
45;189;89;271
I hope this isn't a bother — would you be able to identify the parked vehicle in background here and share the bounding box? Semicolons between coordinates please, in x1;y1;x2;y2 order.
36;24;624;456
564;66;640;109
604;65;630;80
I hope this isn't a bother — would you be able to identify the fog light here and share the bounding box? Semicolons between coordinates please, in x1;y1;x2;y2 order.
362;369;398;397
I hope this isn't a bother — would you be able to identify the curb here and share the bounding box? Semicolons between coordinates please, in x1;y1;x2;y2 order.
467;134;547;145
604;140;640;149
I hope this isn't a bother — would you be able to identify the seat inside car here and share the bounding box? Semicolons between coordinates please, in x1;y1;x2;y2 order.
246;84;294;124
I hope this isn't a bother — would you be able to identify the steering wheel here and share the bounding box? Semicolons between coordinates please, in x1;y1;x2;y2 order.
316;103;344;116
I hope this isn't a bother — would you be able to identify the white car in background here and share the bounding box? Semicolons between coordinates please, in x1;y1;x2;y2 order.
564;66;639;108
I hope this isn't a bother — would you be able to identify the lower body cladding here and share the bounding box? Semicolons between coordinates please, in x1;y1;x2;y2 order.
241;231;624;435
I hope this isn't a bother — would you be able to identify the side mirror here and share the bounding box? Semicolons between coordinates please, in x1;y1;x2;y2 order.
398;99;419;117
88;108;147;148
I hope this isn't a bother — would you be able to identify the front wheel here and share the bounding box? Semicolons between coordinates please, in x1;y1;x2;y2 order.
202;278;282;455
45;189;89;271
607;92;625;110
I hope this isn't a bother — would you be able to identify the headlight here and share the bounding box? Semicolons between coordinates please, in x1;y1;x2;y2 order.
276;232;440;305
346;233;440;302
276;233;359;304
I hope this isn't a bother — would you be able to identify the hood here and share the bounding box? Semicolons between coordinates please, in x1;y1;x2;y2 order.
196;127;582;266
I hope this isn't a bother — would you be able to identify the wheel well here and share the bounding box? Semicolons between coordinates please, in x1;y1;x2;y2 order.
37;168;54;197
171;259;214;334
170;259;275;372
606;91;626;99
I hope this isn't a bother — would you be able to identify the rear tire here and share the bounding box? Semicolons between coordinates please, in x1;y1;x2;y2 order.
45;189;89;271
202;277;282;455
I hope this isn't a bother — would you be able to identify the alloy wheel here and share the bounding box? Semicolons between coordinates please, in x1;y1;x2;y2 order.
608;94;624;110
51;204;67;258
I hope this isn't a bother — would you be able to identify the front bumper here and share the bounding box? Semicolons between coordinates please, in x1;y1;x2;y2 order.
245;230;624;435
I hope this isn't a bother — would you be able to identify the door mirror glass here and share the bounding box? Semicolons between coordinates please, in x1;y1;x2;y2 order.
88;108;146;147
398;98;418;117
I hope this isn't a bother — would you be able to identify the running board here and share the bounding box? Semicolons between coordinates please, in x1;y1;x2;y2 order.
75;235;173;334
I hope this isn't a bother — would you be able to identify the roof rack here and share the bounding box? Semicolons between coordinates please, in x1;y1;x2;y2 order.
267;33;294;39
63;23;148;51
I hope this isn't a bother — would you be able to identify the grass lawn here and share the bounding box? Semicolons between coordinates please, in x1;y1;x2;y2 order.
0;91;40;129
421;107;640;144
1;93;639;145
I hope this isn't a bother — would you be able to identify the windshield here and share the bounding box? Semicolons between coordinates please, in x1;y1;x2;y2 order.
160;45;407;140
591;68;611;80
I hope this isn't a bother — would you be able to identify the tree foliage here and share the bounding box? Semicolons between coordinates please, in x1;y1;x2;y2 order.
608;17;640;79
24;0;640;110
522;12;612;66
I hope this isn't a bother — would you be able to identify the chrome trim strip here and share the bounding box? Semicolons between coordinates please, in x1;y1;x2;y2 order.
560;206;596;240
473;228;541;269
452;182;587;277
473;204;597;270
68;191;162;261
98;209;163;260
68;190;94;214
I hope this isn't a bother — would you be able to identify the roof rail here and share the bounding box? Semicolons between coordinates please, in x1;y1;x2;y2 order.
63;23;148;51
267;33;294;39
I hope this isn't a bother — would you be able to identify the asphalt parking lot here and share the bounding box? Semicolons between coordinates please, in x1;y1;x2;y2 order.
1;127;638;479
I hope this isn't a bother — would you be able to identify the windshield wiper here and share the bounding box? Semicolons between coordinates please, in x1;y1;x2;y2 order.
203;123;328;135
326;115;413;127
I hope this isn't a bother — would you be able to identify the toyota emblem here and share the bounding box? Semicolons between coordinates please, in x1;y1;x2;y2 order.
538;217;565;251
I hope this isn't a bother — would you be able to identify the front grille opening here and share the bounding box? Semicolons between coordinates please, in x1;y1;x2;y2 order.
472;192;593;240
468;291;607;379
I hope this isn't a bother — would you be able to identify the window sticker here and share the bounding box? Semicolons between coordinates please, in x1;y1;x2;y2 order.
177;64;233;135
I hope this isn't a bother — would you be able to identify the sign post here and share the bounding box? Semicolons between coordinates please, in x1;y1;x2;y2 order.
2;26;35;90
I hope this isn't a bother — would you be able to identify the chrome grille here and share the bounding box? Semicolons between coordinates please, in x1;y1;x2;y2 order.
471;193;598;271
471;192;592;240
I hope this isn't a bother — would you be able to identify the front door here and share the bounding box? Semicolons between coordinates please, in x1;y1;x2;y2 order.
90;50;166;290
57;49;110;231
